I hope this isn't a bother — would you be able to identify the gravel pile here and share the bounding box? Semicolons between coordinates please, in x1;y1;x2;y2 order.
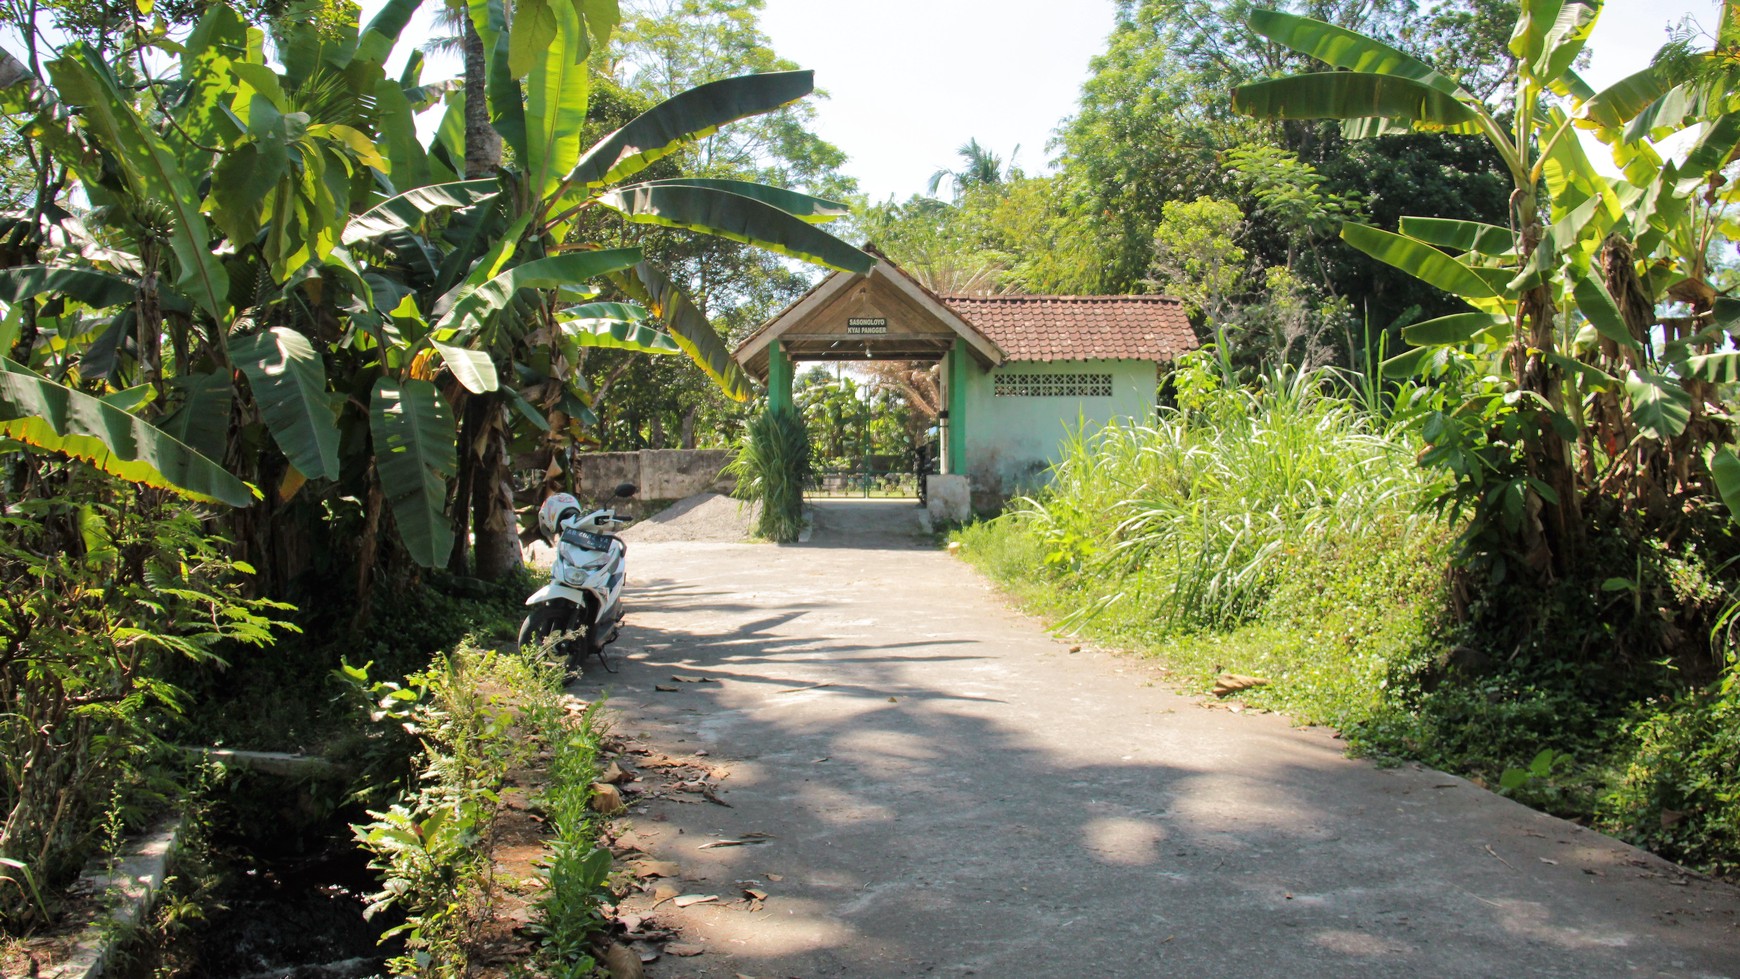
620;492;758;543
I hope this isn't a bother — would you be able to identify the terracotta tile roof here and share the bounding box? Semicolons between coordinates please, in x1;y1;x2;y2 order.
940;295;1198;364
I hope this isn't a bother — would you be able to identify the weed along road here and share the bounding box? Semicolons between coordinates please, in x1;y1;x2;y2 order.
575;500;1740;978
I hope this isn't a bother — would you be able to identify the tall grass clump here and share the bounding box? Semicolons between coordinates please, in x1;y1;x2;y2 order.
726;406;812;542
957;356;1452;727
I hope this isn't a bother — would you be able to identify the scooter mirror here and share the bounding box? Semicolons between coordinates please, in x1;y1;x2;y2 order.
613;482;638;498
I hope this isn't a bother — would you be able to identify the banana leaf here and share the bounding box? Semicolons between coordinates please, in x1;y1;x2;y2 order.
600;183;872;273
1232;73;1481;133
1579;64;1674;130
567;70;815;191
230;327;341;480
1624;369;1692;441
437;248;644;342
523;0;590;199
46;47;230;323
356;0;425;65
1396;218;1515;256
1341;223;1498;300
343;179;501;245
609;262;753;400
1402;312;1509;345
1711;445;1740;521
370;377;455;568
627;178;850;223
0;265;136;308
1571;274;1642;349
1246;10;1465;96
0;358;251;506
158;370;233;462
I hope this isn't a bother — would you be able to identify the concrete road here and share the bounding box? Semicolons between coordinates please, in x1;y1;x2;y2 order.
576;499;1740;978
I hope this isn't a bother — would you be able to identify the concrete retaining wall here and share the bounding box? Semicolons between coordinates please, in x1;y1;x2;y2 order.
575;449;735;504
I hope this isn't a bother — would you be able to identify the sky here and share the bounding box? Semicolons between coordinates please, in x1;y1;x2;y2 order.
751;0;1721;201
321;1;1723;199
8;0;1713;195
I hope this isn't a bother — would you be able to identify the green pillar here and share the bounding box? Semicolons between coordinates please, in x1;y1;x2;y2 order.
947;337;969;475
767;339;794;413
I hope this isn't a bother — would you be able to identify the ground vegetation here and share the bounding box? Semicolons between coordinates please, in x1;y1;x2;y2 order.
0;0;866;945
961;0;1740;876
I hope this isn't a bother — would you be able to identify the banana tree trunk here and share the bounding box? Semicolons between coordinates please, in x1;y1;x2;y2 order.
470;396;523;580
1513;204;1581;580
447;394;477;574
462;18;500;178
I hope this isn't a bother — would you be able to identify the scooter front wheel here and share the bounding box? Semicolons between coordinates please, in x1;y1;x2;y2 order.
518;603;589;674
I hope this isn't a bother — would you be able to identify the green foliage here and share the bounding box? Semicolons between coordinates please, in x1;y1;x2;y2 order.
957;372;1451;728
1149;197;1247;321
725;405;810;542
1235;1;1740;585
350;645;608;975
2;0;869;589
0;460;290;929
524;699;610;976
1601;668;1740;876
794;369;911;469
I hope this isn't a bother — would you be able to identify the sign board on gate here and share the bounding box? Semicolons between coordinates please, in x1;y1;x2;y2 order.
847;317;888;335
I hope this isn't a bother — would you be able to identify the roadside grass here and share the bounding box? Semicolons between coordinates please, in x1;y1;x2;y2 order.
953;369;1740;877
957;371;1452;732
347;644;611;975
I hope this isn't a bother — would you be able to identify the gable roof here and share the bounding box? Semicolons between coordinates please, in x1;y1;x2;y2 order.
941;295;1198;364
732;250;1004;381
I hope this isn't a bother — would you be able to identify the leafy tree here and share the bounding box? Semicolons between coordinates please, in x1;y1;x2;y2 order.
1232;1;1740;584
584;0;859;453
1053;0;1512;334
927;138;1013;199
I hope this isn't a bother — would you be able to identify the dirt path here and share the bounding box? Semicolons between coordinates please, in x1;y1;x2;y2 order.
575;500;1740;978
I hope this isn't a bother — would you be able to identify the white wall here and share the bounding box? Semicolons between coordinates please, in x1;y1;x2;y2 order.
962;359;1157;499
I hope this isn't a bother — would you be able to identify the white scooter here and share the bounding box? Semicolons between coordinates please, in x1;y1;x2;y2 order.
520;482;636;673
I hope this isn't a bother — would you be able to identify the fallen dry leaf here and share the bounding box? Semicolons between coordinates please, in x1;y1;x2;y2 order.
672;675;714;683
631;860;680;879
698;833;774;849
591;783;627;815
1213;673;1270;697
599;761;630;784
765;873;783;882
665;943;704;957
775;682;832;694
673;894;718;908
604;943;645;979
743;887;768;901
654;685;679;693
649;883;680;906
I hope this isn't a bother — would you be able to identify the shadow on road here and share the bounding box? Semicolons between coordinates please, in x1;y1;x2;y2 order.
567;543;1740;979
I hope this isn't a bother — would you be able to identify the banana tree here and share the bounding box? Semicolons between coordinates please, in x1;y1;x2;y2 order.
1231;1;1739;579
0;0;460;588
378;0;870;577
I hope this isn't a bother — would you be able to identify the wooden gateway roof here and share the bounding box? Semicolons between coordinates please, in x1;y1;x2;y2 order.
732;250;1199;381
942;295;1197;364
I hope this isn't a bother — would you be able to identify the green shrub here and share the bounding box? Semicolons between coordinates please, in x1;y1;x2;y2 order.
0;464;291;929
1599;668;1740;876
347;645;611;976
727;406;812;542
957;369;1451;726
